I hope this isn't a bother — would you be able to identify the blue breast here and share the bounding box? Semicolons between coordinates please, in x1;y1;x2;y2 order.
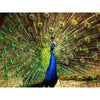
45;50;58;83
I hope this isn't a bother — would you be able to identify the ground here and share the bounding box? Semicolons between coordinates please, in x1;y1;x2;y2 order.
55;79;100;87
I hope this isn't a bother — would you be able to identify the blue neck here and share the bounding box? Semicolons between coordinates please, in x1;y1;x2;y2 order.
51;50;54;57
49;50;56;71
45;50;58;81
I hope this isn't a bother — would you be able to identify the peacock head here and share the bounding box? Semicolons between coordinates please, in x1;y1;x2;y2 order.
50;43;55;51
50;36;55;51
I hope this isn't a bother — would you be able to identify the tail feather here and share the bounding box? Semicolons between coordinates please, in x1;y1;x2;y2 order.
0;13;100;87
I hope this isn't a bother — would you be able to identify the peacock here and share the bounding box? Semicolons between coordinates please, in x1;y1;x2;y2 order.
0;13;100;87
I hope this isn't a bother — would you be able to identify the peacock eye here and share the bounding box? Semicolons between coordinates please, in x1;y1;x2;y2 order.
71;19;78;25
0;55;2;60
16;52;21;58
45;13;49;18
84;22;91;28
32;42;34;44
29;14;34;20
10;27;13;31
20;13;25;16
97;75;99;77
39;24;41;27
11;28;13;30
31;16;33;18
36;36;40;41
64;37;66;39
9;26;13;33
10;58;14;64
96;13;100;17
31;41;35;46
0;33;5;40
44;37;48;41
2;34;4;37
23;60;28;65
6;48;8;51
28;27;32;32
49;27;54;33
63;35;68;41
15;75;18;77
9;13;14;18
74;34;78;39
86;24;88;26
37;22;42;28
11;13;13;16
5;64;10;70
20;26;22;29
59;21;65;27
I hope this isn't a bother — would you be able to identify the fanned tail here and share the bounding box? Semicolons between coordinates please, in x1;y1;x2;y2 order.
0;13;100;87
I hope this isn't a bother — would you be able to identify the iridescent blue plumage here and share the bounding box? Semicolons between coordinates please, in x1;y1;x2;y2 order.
44;43;58;87
0;13;100;88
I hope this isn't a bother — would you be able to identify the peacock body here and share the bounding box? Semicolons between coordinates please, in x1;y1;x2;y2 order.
0;13;100;87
